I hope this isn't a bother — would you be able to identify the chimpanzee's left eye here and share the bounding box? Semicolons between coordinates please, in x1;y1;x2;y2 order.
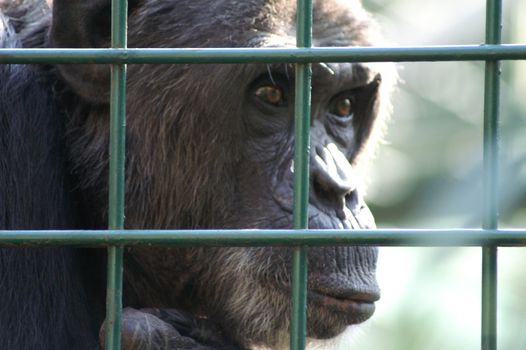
330;96;354;118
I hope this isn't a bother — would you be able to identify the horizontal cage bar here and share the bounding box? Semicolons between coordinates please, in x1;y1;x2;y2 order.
1;229;526;246
1;45;526;64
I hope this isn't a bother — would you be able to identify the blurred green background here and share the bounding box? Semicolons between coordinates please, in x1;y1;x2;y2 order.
350;0;526;349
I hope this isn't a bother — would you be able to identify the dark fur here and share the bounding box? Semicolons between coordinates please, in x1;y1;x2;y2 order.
0;10;105;349
0;0;394;349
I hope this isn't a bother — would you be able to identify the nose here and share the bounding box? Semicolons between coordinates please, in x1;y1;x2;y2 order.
311;143;356;202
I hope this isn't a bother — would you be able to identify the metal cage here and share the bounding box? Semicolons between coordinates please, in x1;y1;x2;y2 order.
1;0;526;349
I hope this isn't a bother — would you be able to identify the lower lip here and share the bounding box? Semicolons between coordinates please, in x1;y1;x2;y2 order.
309;292;376;321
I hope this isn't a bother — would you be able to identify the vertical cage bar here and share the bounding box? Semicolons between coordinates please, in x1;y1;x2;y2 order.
291;1;312;350
482;247;498;350
481;0;501;349
105;0;128;349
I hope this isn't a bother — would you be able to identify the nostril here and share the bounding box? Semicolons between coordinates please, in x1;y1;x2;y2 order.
311;171;351;213
311;165;354;199
345;189;362;215
311;174;343;214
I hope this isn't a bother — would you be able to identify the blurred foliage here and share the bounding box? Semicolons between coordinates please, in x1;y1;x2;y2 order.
352;0;526;349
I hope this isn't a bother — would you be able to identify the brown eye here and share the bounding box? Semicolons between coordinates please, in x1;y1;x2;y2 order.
332;97;353;118
255;86;283;106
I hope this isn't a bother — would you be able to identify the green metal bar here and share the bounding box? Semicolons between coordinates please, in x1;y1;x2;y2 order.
2;229;526;247
291;247;308;350
483;0;501;230
1;45;526;64
105;0;128;349
481;0;502;348
482;247;498;349
291;1;313;349
105;247;124;350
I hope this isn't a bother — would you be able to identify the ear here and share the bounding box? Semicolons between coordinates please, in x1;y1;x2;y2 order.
50;0;141;103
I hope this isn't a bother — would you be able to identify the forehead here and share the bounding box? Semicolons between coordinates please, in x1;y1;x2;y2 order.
251;2;372;48
132;0;372;50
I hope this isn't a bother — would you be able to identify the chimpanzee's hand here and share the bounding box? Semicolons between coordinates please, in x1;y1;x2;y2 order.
99;308;243;350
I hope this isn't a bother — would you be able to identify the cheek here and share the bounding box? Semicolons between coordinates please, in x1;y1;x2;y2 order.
200;246;378;292
322;118;357;157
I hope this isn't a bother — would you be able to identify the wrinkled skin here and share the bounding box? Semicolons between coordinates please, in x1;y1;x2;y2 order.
0;0;394;349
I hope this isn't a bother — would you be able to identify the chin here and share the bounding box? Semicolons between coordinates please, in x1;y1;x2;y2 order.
251;326;362;350
306;326;363;350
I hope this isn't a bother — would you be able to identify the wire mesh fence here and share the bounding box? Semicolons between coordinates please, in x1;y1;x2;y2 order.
1;0;526;349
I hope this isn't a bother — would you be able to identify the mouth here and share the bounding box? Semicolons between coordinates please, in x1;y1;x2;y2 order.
308;289;378;323
275;282;379;326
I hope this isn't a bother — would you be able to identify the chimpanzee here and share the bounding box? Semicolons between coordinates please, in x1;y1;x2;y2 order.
0;0;395;349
